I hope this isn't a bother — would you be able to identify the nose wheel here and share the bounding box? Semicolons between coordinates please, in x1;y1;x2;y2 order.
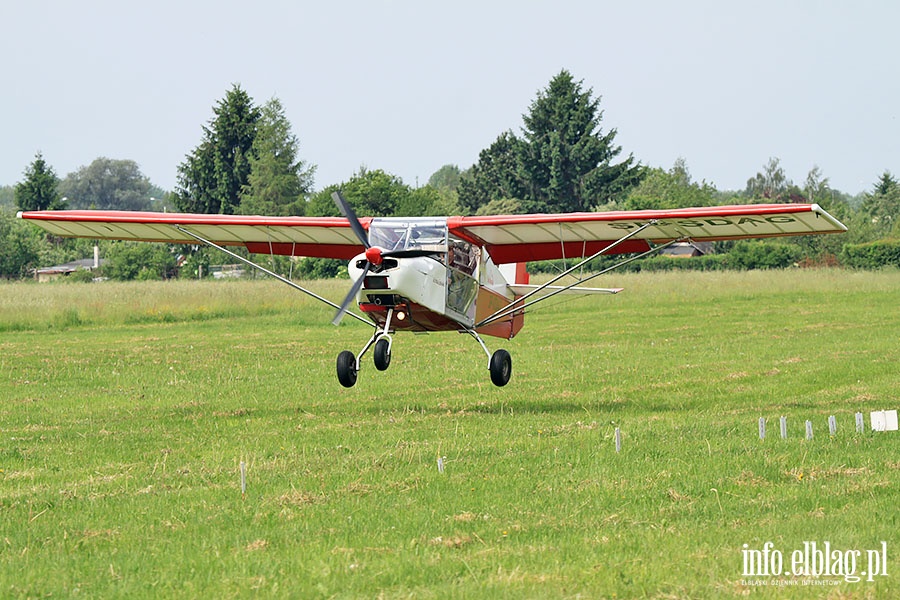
373;337;391;371
336;350;358;388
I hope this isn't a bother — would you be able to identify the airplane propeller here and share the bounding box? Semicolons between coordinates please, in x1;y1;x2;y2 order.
330;192;443;325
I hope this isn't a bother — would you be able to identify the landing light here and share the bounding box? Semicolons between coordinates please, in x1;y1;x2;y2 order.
396;311;406;321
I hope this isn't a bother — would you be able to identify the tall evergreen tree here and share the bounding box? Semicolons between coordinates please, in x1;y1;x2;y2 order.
15;152;66;211
861;170;900;235
175;85;261;214
519;70;641;213
239;98;316;216
458;71;642;214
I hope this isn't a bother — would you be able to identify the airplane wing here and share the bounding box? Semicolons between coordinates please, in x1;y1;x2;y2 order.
16;210;368;259
448;203;847;264
19;203;846;265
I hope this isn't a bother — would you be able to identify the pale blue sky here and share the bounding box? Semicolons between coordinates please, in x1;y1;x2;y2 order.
2;1;898;196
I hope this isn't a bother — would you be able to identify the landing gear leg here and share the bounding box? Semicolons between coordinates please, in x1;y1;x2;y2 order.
336;309;395;387
373;308;393;371
463;328;513;387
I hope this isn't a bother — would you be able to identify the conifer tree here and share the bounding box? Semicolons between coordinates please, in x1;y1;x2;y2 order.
15;152;65;211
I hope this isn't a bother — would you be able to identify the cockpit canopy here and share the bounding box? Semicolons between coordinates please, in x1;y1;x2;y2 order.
368;218;448;253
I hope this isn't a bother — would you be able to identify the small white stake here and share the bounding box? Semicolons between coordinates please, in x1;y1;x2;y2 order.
240;461;246;496
780;416;787;439
828;415;837;436
758;417;766;440
855;412;864;433
805;420;813;440
614;427;621;453
437;456;445;474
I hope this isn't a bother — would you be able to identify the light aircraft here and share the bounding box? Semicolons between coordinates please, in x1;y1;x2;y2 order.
19;197;846;387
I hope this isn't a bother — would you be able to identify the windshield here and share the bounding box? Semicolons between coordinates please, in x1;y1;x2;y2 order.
368;218;448;253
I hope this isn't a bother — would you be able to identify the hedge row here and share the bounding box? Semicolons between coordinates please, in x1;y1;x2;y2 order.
527;241;804;274
840;239;900;269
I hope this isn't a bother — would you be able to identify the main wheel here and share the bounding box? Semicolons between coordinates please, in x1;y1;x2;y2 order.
373;338;391;371
489;349;512;387
336;350;358;388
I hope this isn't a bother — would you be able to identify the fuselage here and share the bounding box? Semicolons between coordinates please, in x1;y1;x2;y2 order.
349;218;524;339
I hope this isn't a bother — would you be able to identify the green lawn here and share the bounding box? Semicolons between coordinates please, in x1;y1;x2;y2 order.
1;270;898;598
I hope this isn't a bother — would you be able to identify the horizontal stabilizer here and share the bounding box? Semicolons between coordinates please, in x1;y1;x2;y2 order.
508;284;623;296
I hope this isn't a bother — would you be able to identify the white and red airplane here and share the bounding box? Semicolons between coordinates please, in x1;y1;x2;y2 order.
19;196;846;387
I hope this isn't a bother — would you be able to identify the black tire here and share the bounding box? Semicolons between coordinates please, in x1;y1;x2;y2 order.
373;338;391;371
336;350;358;388
489;349;512;387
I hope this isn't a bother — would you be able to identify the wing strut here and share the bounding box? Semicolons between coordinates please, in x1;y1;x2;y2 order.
477;228;688;328
174;225;376;328
476;220;661;327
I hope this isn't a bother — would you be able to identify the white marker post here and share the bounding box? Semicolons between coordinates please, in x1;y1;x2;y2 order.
856;412;865;433
758;417;766;440
240;461;247;496
828;415;837;436
805;420;813;440
614;427;621;453
780;416;788;439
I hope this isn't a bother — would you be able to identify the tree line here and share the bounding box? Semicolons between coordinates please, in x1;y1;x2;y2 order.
3;70;899;280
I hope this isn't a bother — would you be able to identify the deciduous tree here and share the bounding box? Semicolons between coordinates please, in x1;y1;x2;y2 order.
457;132;525;214
307;168;411;218
58;158;157;211
622;158;716;210
745;157;790;201
0;212;41;278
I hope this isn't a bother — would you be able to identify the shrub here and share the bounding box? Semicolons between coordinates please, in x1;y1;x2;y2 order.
840;239;900;269
724;241;802;270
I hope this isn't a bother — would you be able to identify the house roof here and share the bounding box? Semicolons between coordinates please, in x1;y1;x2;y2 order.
36;258;106;275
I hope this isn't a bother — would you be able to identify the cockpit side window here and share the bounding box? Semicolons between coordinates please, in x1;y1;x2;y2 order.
448;239;478;276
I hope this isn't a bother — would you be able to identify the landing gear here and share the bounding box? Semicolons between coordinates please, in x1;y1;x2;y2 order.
336;309;395;387
489;349;512;387
338;317;513;388
462;328;513;387
373;337;391;371
336;350;358;388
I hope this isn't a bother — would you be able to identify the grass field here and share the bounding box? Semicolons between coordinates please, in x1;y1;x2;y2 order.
1;269;898;598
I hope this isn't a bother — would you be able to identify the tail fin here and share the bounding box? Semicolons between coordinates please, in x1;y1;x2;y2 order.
498;262;529;285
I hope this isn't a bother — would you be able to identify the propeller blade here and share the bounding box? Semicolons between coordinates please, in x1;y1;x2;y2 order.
332;261;370;325
331;191;370;249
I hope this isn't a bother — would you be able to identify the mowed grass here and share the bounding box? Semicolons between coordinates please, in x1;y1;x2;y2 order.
1;270;898;598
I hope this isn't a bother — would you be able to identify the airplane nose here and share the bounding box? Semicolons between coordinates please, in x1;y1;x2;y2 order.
365;246;384;265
